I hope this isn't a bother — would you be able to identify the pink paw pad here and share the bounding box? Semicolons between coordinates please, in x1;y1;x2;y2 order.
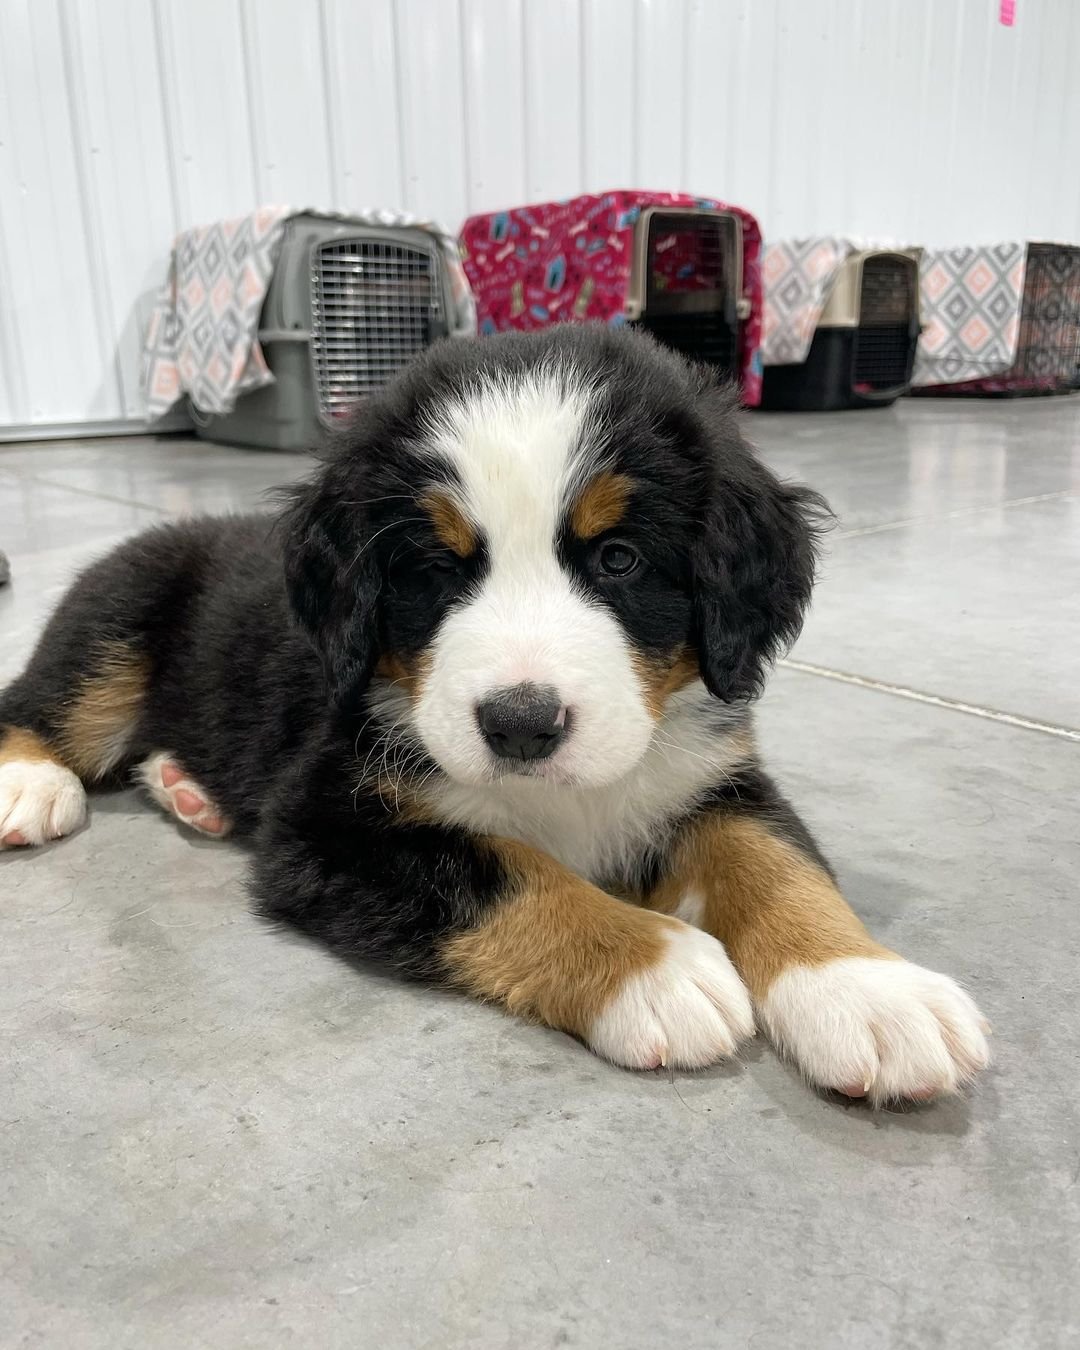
173;787;206;816
154;757;232;839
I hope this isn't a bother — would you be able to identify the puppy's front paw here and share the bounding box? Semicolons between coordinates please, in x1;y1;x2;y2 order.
0;760;86;848
759;956;990;1106
588;924;755;1071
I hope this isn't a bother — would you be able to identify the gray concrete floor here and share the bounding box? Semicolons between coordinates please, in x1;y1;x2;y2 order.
1;398;1078;1349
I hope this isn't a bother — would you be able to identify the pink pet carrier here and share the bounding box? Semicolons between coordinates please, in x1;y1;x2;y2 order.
460;192;764;406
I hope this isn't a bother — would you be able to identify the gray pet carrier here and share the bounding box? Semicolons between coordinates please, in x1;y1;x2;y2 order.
194;214;463;451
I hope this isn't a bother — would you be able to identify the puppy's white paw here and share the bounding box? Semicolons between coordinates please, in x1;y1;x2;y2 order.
137;751;232;838
759;956;990;1106
0;760;87;848
588;923;755;1070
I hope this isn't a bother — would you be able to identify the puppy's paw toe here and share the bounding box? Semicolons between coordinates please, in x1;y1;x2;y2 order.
0;760;87;849
138;752;233;839
588;923;755;1071
759;956;990;1106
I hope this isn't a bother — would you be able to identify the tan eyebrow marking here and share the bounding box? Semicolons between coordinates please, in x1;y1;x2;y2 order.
569;471;635;540
419;489;479;558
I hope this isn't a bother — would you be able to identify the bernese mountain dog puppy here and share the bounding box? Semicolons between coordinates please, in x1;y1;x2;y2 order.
0;326;989;1105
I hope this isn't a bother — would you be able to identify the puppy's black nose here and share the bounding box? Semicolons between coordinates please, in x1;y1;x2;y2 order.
477;683;568;762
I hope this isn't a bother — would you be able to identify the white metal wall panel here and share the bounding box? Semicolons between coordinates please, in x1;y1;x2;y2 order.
239;0;334;208
0;1;114;424
462;0;527;213
322;0;404;210
635;0;686;191
522;0;583;202
1022;1;1075;236
766;2;823;236
2;0;1080;436
863;0;921;243
395;0;469;223
64;0;178;420
154;0;258;224
581;0;634;188
0;15;27;427
682;0;742;205
727;3;781;233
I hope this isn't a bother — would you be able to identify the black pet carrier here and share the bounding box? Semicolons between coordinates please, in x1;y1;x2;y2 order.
761;250;921;411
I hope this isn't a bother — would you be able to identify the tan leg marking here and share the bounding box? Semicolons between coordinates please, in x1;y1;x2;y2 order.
0;727;59;767
54;642;148;780
441;840;665;1036
647;813;891;1000
647;814;990;1103
441;839;756;1069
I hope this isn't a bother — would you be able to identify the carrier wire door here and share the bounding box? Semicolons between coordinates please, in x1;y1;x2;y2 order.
1005;243;1080;394
626;208;747;378
194;214;455;451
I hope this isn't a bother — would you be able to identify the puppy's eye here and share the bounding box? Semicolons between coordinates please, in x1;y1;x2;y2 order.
598;542;640;578
428;553;461;576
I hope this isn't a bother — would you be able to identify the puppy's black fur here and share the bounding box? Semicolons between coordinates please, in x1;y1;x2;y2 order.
1;326;826;980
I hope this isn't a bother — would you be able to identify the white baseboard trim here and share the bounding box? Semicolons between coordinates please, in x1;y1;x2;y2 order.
0;411;193;444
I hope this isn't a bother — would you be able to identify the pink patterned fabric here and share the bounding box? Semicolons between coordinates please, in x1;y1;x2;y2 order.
460;191;763;406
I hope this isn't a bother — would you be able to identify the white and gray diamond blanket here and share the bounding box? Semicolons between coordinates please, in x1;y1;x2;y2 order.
912;243;1026;386
142;207;475;418
761;237;860;367
762;238;1028;387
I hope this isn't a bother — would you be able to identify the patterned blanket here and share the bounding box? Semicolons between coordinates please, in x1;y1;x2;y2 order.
760;238;862;367
762;236;1041;390
461;192;764;406
912;243;1027;386
143;208;475;418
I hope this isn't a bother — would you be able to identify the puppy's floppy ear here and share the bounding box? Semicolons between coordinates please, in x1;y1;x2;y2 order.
691;422;830;703
279;467;382;713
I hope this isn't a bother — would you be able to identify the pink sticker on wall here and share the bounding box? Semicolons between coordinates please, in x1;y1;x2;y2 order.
1000;0;1015;25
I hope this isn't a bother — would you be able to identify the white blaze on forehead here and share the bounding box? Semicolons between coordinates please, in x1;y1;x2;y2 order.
420;368;601;557
410;364;659;789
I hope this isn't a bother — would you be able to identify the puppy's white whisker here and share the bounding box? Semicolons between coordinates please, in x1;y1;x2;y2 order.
349;518;427;567
340;495;417;507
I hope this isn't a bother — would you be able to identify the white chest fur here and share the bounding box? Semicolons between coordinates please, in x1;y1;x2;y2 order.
421;685;751;884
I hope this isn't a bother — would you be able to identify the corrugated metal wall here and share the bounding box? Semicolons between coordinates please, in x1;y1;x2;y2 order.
1;0;1078;436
